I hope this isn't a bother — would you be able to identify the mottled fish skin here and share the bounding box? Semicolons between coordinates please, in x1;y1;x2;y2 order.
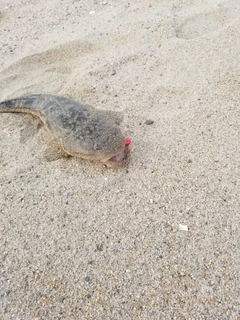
0;94;126;162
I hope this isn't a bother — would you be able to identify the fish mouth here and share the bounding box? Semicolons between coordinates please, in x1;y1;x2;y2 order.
106;151;125;164
103;137;131;166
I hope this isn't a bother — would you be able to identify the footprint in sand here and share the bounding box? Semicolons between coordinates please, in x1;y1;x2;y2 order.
0;40;98;97
174;5;239;40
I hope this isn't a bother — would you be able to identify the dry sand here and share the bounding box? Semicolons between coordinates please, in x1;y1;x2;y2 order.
0;0;239;319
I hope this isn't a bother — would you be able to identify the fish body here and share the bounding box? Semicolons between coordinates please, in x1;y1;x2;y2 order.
0;94;126;165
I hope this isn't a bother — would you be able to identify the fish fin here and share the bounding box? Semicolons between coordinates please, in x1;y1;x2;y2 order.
43;139;70;162
19;118;42;143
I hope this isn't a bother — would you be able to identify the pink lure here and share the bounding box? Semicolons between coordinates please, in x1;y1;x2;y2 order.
125;137;131;146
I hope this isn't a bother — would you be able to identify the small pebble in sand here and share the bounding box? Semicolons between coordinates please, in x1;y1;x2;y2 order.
145;119;154;125
179;224;188;231
84;276;91;282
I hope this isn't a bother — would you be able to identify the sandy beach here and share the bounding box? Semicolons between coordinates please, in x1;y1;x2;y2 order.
0;0;239;319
